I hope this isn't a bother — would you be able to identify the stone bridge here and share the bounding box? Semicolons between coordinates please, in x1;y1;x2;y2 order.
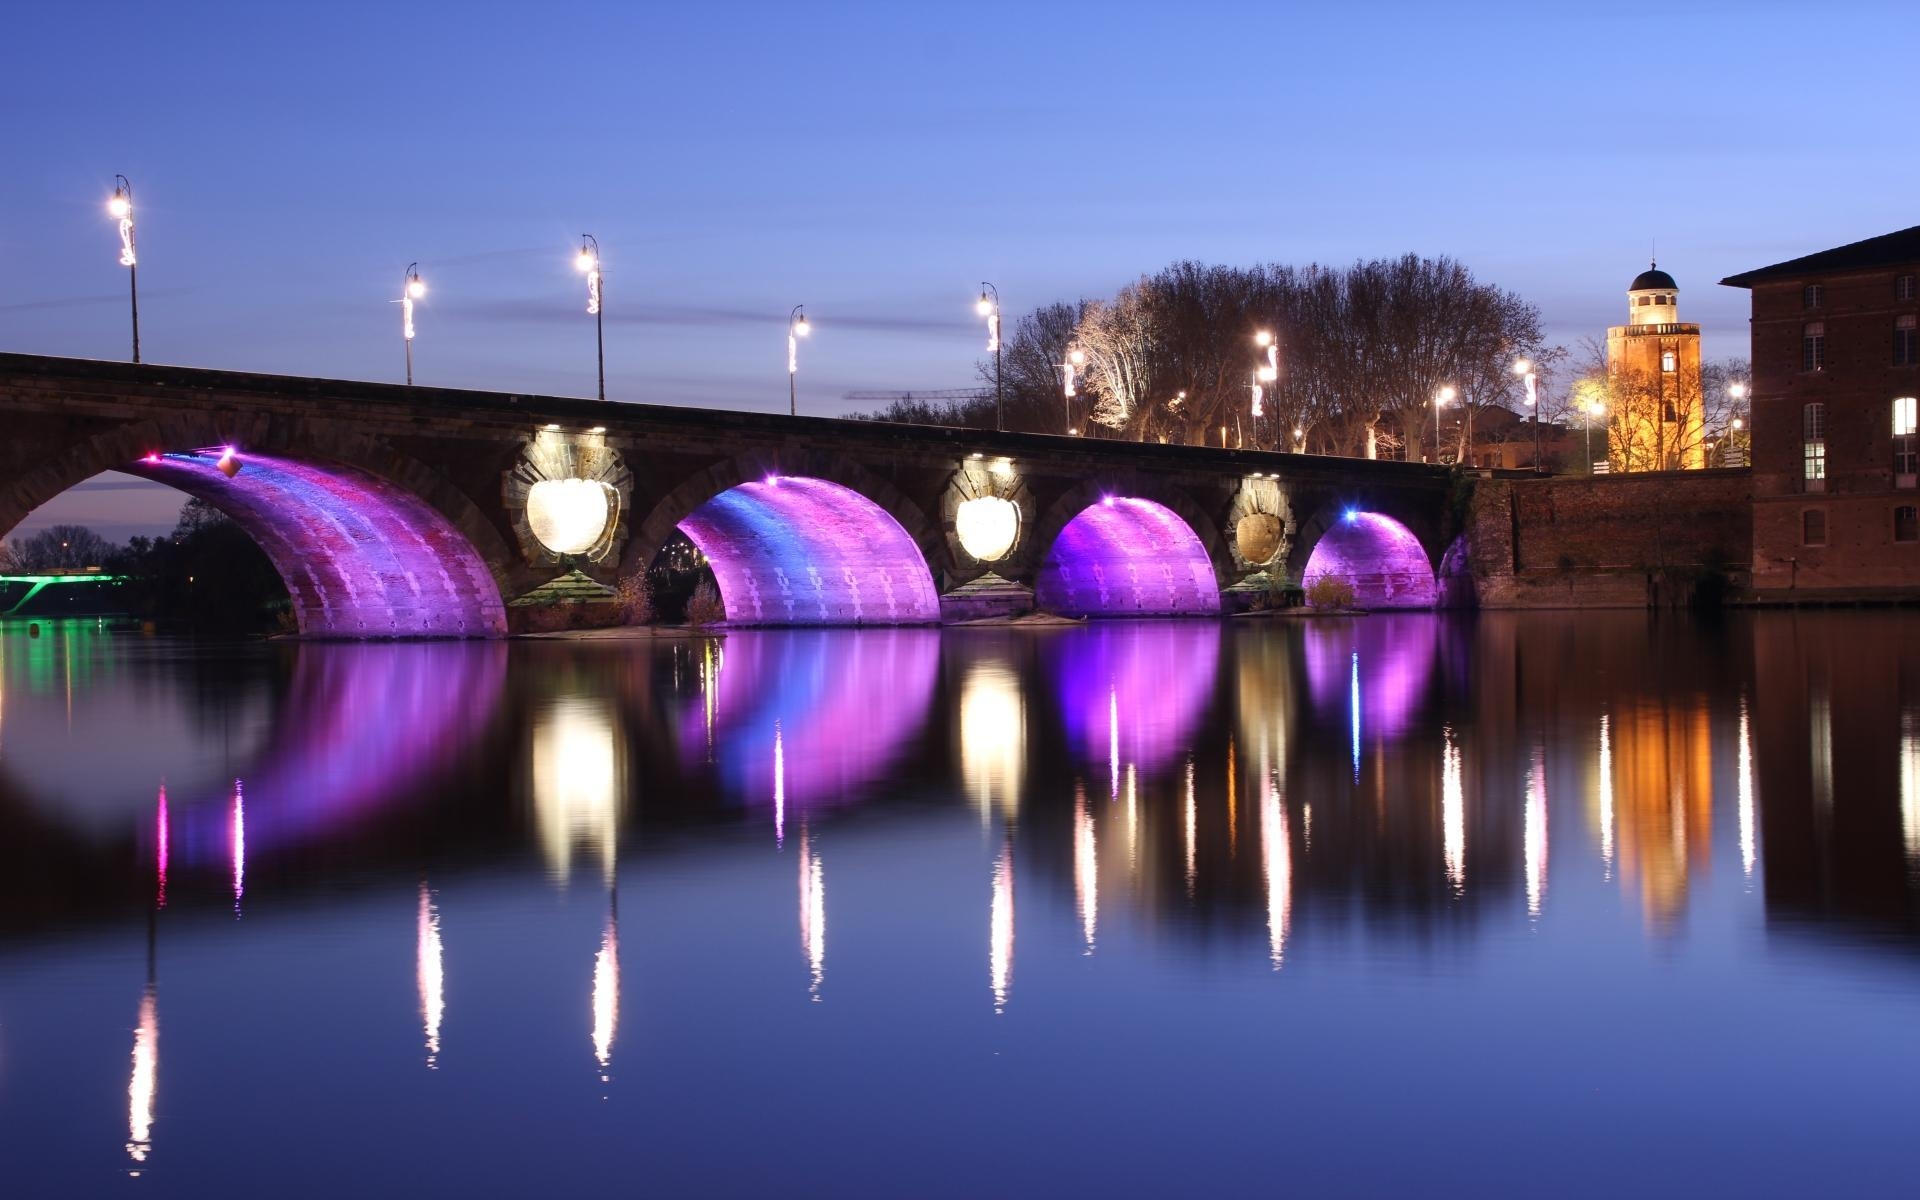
0;354;1464;637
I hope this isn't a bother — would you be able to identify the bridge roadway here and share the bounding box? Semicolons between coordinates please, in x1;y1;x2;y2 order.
0;353;1461;638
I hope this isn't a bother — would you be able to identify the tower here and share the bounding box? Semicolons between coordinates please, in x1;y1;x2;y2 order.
1605;261;1705;470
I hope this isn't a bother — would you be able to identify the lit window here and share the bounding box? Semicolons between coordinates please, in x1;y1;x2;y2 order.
1803;322;1826;372
1898;275;1916;302
1661;350;1678;373
1898;507;1920;543
1804;284;1824;309
1804;403;1827;485
1803;510;1827;545
1896;397;1919;477
1897;314;1918;366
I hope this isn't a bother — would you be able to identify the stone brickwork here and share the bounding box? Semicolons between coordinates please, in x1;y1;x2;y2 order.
1464;469;1752;608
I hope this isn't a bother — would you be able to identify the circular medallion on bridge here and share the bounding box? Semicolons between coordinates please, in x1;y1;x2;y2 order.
504;434;632;567
956;495;1020;563
1236;512;1283;566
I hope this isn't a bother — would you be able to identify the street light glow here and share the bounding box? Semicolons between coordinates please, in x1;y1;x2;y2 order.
1436;386;1456;404
1728;381;1748;399
1255;330;1273;347
1512;358;1531;376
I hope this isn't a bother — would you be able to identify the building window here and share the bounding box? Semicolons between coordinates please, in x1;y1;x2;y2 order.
1661;350;1678;372
1804;510;1827;545
1638;295;1653;306
1897;397;1919;477
1897;506;1920;543
1803;321;1826;371
1804;284;1824;309
1897;314;1918;366
1804;402;1827;486
1898;274;1917;302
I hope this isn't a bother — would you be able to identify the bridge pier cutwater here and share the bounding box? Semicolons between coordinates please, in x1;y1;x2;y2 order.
0;354;1460;638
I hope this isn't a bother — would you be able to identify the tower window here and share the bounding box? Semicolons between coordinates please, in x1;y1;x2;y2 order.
1897;314;1917;366
1638;296;1653;306
1803;510;1827;545
1803;322;1826;372
1804;284;1824;309
1897;274;1916;302
1898;507;1920;543
1661;350;1678;373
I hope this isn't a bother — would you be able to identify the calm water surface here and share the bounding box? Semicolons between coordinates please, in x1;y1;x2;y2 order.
1;613;1917;1196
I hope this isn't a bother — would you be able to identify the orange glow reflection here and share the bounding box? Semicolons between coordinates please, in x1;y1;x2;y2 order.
1073;784;1097;953
126;984;157;1165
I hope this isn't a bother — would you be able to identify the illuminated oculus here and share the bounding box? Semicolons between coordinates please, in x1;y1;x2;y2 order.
956;495;1019;563
527;478;619;556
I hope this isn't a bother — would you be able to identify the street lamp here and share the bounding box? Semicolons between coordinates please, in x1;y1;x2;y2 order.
1253;331;1278;449
1433;385;1456;463
977;283;1002;431
575;234;604;401
1727;381;1749;466
1585;399;1605;473
108;175;139;363
1514;358;1541;471
1061;347;1085;432
788;305;810;416
401;264;426;386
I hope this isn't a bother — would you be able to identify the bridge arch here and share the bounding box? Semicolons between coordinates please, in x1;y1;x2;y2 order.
1287;501;1441;609
1030;475;1228;617
1;415;511;637
629;449;945;625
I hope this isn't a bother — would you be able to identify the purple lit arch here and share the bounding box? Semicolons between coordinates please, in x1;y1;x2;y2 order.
125;451;508;636
633;454;945;626
1299;510;1438;609
1035;496;1222;617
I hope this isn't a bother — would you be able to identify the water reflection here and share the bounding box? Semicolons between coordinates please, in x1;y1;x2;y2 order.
5;614;1920;1193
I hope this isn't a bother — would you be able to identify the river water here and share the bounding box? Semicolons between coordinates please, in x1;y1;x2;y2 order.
0;613;1916;1196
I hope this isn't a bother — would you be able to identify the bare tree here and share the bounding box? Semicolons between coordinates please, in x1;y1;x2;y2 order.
12;524;116;570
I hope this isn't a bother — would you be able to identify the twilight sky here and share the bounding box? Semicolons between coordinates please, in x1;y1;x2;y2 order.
3;0;1913;539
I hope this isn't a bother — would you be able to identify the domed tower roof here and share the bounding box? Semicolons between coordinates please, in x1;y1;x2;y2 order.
1630;265;1677;291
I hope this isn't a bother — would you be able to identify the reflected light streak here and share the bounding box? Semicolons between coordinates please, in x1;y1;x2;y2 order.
417;883;444;1068
773;720;786;847
593;899;619;1076
1125;764;1138;871
155;786;169;910
1599;715;1615;879
1525;746;1548;918
1442;729;1465;893
532;699;620;882
1073;785;1097;952
701;640;723;761
990;843;1014;1012
1811;690;1834;813
958;663;1023;823
799;828;824;1000
1350;650;1361;781
126;984;157;1165
1902;711;1920;870
1261;779;1291;969
1738;700;1757;881
231;781;245;916
1108;688;1120;800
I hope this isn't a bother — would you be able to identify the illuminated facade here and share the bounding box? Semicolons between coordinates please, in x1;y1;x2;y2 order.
1605;264;1706;471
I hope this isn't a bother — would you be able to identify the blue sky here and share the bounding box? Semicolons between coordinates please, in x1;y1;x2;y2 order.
4;0;1913;536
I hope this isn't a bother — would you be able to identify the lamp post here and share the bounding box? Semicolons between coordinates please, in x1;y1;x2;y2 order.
1585;399;1605;473
1514;358;1540;471
1254;330;1278;450
575;235;604;401
1433;385;1456;463
977;283;1002;431
1727;381;1749;467
401;264;426;386
1061;348;1085;433
788;305;810;416
108;176;139;363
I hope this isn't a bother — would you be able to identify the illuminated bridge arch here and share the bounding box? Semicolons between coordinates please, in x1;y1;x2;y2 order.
1;416;511;638
1289;503;1440;609
630;451;944;626
1031;478;1227;617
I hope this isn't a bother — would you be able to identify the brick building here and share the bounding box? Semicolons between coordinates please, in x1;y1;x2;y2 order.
1606;264;1706;471
1723;226;1920;597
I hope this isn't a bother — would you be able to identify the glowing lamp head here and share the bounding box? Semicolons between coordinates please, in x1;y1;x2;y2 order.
1732;417;1744;430
1068;349;1086;366
526;477;617;556
1437;386;1456;404
1255;330;1273;347
1728;382;1748;399
976;294;993;316
407;275;426;300
955;495;1020;563
108;191;132;219
1512;359;1532;377
1293;427;1304;439
575;249;596;273
794;314;811;337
